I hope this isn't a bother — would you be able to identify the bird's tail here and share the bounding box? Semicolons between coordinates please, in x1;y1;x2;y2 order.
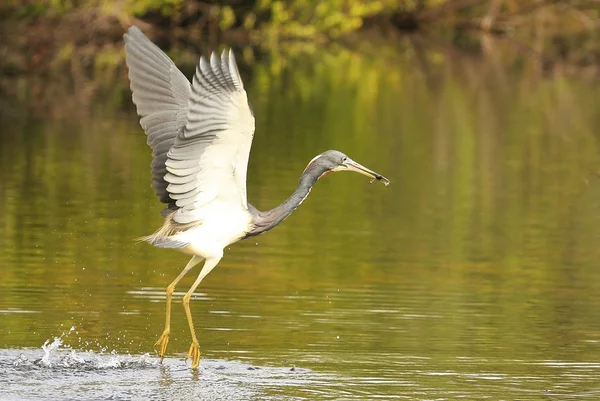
135;213;194;249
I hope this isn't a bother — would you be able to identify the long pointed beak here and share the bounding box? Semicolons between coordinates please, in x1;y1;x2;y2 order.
343;159;390;186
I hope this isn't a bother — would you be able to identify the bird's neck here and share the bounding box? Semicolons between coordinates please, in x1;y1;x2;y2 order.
245;166;325;238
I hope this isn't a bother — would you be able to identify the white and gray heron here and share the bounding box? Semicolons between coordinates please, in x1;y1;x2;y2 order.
123;26;389;369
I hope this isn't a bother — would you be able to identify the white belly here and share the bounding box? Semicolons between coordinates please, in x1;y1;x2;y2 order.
175;204;252;259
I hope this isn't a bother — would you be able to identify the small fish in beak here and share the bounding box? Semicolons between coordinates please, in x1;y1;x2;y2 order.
342;158;390;186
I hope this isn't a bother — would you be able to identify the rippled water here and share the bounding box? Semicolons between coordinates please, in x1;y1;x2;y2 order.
1;38;600;399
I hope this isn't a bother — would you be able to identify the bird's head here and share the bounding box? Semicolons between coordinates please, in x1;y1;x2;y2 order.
304;150;390;186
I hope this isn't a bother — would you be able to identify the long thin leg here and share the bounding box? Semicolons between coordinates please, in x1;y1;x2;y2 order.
183;255;222;369
155;255;203;361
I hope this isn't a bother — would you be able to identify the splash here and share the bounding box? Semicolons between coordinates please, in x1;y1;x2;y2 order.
13;327;157;370
39;326;75;366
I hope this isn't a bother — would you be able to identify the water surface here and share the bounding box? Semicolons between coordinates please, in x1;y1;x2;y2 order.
1;38;600;399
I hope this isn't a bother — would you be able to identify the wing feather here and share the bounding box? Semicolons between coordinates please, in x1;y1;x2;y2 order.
124;26;191;207
125;27;254;224
166;49;255;224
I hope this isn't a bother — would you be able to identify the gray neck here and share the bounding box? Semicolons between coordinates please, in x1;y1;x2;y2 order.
244;165;325;238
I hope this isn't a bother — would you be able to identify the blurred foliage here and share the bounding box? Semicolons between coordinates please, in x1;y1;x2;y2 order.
1;0;598;83
252;0;393;39
1;0;599;40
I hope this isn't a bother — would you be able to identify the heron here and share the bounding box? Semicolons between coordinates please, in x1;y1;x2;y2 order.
123;26;389;369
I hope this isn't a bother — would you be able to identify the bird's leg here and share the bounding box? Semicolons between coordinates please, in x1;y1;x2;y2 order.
155;255;203;361
182;255;222;369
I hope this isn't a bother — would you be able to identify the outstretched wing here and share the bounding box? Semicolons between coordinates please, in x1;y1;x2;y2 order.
124;26;191;209
165;50;255;224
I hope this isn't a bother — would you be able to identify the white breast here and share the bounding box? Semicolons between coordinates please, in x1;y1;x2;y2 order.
176;202;253;258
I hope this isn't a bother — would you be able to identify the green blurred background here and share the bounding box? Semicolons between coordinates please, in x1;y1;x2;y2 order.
1;1;600;399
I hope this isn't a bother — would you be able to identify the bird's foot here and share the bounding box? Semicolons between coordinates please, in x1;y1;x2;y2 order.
154;331;170;361
185;341;201;369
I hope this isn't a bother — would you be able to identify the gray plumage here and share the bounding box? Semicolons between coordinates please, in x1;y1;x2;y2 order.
124;27;191;210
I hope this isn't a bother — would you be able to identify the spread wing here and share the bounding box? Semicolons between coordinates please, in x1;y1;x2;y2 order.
124;27;255;224
123;26;191;209
165;50;255;224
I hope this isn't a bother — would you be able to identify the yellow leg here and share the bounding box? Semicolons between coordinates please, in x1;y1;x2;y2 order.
154;255;203;361
182;255;221;369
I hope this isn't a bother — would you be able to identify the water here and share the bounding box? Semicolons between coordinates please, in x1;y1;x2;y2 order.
1;37;600;399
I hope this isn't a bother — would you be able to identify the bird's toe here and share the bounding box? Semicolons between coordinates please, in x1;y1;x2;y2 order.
186;341;201;369
154;331;170;360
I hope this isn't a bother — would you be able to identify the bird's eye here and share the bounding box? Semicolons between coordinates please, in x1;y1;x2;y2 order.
342;157;348;163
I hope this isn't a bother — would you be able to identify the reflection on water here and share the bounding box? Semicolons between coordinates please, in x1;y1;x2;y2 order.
1;37;600;399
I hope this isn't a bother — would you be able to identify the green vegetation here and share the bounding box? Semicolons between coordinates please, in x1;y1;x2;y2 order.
0;1;597;128
2;0;598;40
1;0;598;80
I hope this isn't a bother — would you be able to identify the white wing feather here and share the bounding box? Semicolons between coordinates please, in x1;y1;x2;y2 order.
165;50;255;224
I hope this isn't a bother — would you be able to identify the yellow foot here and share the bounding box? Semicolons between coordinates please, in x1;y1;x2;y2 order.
154;331;170;361
186;341;201;369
